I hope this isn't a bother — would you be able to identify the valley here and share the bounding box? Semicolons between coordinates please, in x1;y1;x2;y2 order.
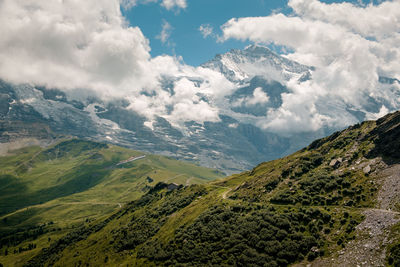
1;0;399;266
1;111;399;266
0;139;223;266
3;45;397;174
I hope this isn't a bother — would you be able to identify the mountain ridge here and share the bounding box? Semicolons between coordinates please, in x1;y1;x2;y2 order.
8;110;400;267
1;45;399;174
202;45;312;83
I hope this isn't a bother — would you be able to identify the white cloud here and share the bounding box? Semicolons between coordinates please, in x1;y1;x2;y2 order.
233;87;269;107
221;0;400;133
126;55;236;127
157;20;173;44
120;0;157;9
199;24;214;38
247;87;269;106
161;0;187;10
1;0;398;137
0;0;234;129
0;0;153;97
120;0;186;11
288;0;400;39
366;105;390;120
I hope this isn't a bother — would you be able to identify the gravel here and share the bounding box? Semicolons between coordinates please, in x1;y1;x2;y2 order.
298;163;400;267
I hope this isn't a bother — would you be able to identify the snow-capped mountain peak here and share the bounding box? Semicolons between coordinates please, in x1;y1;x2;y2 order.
202;45;312;83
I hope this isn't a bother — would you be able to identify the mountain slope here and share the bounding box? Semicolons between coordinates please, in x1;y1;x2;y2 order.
2;45;400;175
0;139;223;266
0;47;330;174
202;45;312;83
13;111;400;266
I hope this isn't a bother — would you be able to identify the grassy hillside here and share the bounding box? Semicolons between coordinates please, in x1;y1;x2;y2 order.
0;139;223;266
3;111;400;266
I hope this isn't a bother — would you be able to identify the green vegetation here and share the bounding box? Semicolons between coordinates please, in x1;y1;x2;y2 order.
23;181;365;267
2;111;400;266
0;139;223;266
388;243;400;266
139;204;334;266
387;222;400;266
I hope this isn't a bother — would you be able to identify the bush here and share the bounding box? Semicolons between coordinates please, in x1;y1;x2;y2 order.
137;204;332;266
388;243;400;266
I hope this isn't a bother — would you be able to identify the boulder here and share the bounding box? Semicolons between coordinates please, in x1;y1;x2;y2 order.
329;158;343;168
363;165;371;174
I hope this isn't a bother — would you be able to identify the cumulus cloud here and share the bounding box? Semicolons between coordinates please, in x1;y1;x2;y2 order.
247;88;269;105
221;0;400;133
161;0;187;10
127;55;236;128
0;0;234;129
1;0;399;137
233;87;269;107
288;0;400;39
0;0;154;97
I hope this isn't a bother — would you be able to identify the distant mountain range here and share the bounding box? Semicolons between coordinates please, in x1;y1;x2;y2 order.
1;45;399;173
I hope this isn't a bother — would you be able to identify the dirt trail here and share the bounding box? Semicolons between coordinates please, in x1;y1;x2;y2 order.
378;165;400;210
209;184;232;199
222;188;233;199
186;177;193;186
308;164;400;267
116;155;145;166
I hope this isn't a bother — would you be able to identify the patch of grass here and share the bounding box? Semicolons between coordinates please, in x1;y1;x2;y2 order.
386;222;400;266
0;139;223;265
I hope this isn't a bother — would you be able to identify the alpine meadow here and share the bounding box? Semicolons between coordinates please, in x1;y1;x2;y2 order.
1;0;400;266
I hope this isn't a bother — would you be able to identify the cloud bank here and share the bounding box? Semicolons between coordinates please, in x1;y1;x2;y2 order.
221;0;400;132
0;0;399;136
0;0;153;96
0;0;232;127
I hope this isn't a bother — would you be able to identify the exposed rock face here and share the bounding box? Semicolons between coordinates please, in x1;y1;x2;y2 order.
202;45;312;83
330;158;343;168
0;79;321;174
300;112;400;267
1;46;399;174
309;165;400;267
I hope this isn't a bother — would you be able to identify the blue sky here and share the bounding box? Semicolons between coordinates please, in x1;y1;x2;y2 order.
122;0;381;66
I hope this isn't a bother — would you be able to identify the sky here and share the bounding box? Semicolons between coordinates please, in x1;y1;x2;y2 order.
122;0;289;66
0;0;398;134
123;0;385;66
